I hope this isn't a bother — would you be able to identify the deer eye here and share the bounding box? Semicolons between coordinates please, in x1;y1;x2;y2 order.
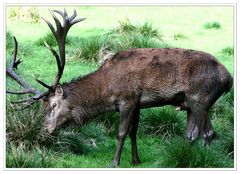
52;103;57;109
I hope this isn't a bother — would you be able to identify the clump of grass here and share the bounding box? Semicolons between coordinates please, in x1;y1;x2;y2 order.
203;21;221;29
6;142;55;168
154;137;233;168
112;34;167;52
173;33;188;40
117;18;137;33
115;18;161;39
6;104;44;145
221;47;234;56
138;107;184;138
73;35;109;63
35;32;72;47
138;22;159;38
35;32;57;47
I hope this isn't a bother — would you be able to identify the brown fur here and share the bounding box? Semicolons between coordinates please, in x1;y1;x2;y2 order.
44;48;232;166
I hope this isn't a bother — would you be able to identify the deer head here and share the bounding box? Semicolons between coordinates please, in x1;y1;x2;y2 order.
6;9;86;133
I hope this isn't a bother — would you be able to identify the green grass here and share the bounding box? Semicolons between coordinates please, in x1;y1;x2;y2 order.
6;143;55;168
138;107;184;138
6;6;234;168
204;21;222;30
173;33;188;40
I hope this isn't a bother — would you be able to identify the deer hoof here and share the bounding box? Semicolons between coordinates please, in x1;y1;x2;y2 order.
186;124;199;143
132;159;141;165
203;130;217;146
107;161;119;168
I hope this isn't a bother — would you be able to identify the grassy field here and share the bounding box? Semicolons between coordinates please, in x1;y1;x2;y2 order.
5;6;234;168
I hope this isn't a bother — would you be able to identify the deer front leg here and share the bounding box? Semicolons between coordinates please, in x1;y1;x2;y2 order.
111;100;136;167
129;105;141;165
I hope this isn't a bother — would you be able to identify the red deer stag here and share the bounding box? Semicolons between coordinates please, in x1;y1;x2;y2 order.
6;9;233;166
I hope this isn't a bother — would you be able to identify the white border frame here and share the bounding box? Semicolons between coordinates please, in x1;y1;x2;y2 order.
1;1;238;173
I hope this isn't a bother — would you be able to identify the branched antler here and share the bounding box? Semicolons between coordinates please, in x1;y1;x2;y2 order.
6;37;43;98
42;9;86;89
6;9;85;109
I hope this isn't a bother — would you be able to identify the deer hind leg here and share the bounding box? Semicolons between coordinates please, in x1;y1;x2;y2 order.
129;105;141;165
186;96;216;146
111;100;137;167
186;110;200;143
202;115;216;146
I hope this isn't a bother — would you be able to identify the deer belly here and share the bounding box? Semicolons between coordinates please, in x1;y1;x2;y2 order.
139;92;169;108
139;91;185;108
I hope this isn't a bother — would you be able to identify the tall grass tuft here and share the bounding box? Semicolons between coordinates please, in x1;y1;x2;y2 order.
112;34;167;52
115;18;161;39
117;18;137;34
6;104;44;145
72;35;109;63
35;32;57;47
138;107;184;138
6;142;55;168
203;21;221;30
221;47;234;56
138;22;159;38
154;137;233;168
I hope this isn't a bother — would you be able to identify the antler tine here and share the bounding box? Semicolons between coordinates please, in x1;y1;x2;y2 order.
6;37;46;107
9;37;18;69
43;9;86;89
35;77;52;90
10;98;34;104
44;41;61;71
68;10;77;21
41;17;56;34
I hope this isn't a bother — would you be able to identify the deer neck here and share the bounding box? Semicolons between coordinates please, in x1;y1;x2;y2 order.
63;72;114;125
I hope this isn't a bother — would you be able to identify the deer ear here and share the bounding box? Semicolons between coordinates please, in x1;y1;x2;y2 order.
55;85;64;96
